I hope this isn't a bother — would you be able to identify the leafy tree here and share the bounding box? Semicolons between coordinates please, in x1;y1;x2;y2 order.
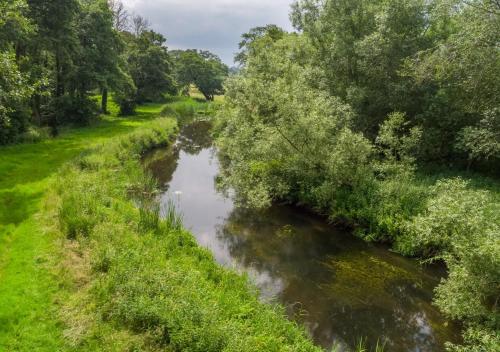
216;32;373;209
73;0;125;116
126;29;176;103
235;24;285;65
0;52;32;143
408;0;500;164
0;0;33;143
171;49;228;100
291;0;432;136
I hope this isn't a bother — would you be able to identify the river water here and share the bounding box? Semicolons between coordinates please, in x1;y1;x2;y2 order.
144;121;461;351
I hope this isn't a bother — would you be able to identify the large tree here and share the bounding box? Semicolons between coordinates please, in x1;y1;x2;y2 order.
171;49;228;101
125;29;176;103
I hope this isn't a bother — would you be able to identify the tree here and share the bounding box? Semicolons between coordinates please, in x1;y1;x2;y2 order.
108;0;129;31
215;32;373;208
0;52;32;144
235;24;285;65
73;0;125;116
408;0;500;164
292;0;432;137
131;14;150;36
0;0;33;143
126;29;176;103
171;49;228;101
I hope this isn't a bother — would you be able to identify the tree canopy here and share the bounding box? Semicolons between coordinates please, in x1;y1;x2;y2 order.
171;49;228;101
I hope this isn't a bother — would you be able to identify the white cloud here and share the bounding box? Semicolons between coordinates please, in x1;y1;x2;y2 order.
120;0;294;65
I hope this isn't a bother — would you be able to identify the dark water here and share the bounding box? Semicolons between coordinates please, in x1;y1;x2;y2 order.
144;121;461;351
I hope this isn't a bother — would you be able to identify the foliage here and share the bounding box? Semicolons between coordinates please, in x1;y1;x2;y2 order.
291;0;432;136
406;0;500;163
235;24;286;65
0;51;32;143
0;0;176;143
126;29;176;103
171;49;229;100
216;33;374;211
216;8;500;350
291;0;500;170
456;108;500;164
400;179;500;350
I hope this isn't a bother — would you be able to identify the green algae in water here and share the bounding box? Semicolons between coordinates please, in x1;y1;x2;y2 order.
322;252;422;307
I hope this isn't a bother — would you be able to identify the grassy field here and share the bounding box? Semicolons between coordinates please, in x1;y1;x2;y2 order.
0;102;168;350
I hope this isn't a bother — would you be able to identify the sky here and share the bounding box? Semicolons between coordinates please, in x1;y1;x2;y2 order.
121;0;295;65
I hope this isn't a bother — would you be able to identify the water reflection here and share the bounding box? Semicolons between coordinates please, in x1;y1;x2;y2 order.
144;122;461;351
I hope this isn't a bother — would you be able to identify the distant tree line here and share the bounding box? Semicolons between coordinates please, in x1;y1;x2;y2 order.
0;0;228;144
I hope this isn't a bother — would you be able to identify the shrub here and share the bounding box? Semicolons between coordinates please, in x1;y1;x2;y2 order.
401;179;500;349
49;95;100;126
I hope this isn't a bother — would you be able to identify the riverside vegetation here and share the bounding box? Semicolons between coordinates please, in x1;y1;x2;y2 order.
0;97;325;351
214;1;499;351
1;0;499;351
53;116;322;351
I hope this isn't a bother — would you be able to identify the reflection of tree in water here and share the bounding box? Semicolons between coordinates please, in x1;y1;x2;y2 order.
144;145;180;191
177;121;213;155
144;121;213;190
215;206;460;352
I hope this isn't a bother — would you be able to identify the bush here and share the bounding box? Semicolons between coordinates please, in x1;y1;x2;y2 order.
49;95;100;126
400;179;500;349
16;126;51;143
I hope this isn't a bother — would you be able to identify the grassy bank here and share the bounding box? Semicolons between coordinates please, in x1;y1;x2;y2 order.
50;118;320;351
0;97;322;351
0;102;168;350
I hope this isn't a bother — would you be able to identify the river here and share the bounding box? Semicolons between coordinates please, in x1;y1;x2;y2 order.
144;121;461;352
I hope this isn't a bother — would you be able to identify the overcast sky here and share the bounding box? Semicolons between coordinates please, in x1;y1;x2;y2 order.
122;0;295;65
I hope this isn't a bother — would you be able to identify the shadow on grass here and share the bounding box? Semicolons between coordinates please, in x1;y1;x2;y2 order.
0;190;44;226
0;102;166;226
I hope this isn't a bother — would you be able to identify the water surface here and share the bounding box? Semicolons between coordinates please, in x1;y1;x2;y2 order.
144;121;461;351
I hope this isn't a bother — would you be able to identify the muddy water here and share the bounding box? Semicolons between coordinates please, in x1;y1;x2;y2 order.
144;121;461;351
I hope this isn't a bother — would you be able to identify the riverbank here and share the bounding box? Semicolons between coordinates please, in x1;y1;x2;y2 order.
0;102;169;350
49;117;320;351
145;121;463;351
0;98;321;351
215;83;500;351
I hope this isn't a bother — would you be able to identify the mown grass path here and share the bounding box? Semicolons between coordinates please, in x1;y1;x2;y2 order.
0;103;166;351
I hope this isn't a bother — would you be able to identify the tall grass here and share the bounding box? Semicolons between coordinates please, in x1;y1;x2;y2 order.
52;118;320;351
161;96;221;125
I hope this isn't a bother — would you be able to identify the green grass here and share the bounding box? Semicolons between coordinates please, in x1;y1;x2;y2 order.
50;119;319;351
0;102;167;351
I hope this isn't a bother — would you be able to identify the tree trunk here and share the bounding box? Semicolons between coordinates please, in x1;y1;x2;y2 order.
101;88;108;114
32;94;42;126
55;51;64;97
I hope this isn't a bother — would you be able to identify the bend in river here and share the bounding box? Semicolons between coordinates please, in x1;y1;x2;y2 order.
144;121;461;352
